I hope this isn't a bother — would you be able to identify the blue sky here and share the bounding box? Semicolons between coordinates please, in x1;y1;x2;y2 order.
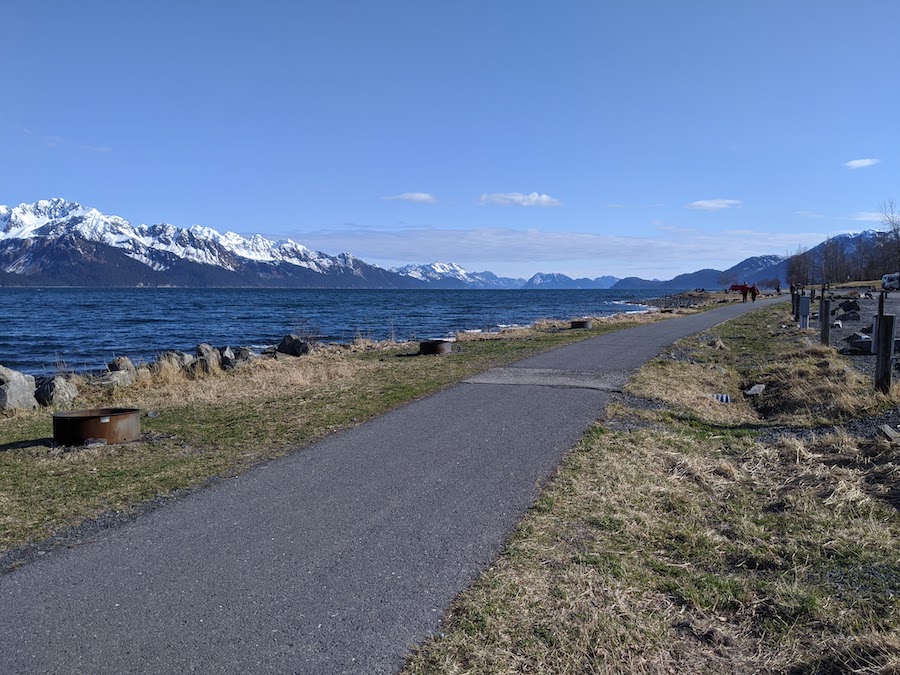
2;1;898;280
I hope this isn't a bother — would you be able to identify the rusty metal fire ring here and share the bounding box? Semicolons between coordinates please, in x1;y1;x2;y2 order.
52;407;142;446
419;340;453;355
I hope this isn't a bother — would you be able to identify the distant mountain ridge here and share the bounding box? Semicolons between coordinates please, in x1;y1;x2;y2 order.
0;198;886;289
391;262;524;289
612;255;788;290
521;273;620;289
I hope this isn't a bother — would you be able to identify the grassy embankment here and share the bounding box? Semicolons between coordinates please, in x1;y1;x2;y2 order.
403;302;900;674
0;303;709;558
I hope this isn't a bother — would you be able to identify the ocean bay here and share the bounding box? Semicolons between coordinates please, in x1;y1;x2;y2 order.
0;287;669;375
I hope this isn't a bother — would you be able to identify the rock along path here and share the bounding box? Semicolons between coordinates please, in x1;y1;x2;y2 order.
0;297;784;674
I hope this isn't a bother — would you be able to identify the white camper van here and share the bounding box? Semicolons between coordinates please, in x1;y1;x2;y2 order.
882;273;899;290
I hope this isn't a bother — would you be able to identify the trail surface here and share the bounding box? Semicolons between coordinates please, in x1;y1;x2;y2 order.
0;297;783;674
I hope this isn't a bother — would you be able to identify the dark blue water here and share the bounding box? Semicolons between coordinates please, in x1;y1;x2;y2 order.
0;287;672;374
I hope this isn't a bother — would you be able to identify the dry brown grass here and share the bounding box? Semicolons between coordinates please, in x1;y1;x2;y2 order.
405;422;900;673
403;303;900;674
627;306;900;429
626;359;761;427
71;347;386;411
752;345;897;423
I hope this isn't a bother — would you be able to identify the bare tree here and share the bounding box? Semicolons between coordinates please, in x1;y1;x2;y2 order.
786;247;810;286
821;237;848;286
881;199;900;272
717;272;736;289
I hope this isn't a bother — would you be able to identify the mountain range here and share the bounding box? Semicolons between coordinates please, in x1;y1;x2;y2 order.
0;199;885;290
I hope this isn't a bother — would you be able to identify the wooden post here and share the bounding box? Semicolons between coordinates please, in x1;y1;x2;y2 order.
873;315;880;354
875;291;887;354
820;298;830;345
792;292;800;321
875;314;895;394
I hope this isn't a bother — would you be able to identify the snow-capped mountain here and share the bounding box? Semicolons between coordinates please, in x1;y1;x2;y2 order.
393;262;524;289
0;199;422;288
2;199;336;274
3;198;878;290
521;273;621;289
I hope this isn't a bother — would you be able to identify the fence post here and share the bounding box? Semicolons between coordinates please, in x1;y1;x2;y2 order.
875;314;896;394
820;298;830;345
874;292;887;354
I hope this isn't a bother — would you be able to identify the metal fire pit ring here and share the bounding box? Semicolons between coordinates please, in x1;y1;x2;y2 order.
418;339;453;355
52;407;142;446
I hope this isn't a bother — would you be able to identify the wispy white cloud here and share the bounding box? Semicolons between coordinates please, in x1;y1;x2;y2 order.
795;211;824;219
43;135;64;148
852;211;882;222
686;199;743;211
606;203;625;209
381;192;437;204
289;223;832;279
655;223;698;234
479;192;562;207
81;144;112;153
845;158;880;169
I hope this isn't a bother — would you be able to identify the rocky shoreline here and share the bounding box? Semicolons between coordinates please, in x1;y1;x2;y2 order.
644;289;747;309
0;334;318;411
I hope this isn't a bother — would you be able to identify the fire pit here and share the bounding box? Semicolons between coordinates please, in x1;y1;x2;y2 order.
419;339;453;355
52;407;142;446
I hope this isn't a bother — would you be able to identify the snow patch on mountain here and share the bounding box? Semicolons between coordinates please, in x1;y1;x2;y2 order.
394;261;471;282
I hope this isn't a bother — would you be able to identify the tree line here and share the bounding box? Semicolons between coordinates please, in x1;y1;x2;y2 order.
786;200;900;287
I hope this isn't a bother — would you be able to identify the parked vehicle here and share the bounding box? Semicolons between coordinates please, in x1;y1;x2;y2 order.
882;272;899;290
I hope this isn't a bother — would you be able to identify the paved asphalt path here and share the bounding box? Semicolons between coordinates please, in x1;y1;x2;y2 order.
0;297;783;674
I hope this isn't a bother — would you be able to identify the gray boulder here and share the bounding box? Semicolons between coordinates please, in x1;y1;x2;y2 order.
844;332;870;344
0;365;38;410
849;337;873;352
188;358;217;376
108;356;135;372
228;346;257;369
153;350;195;372
196;343;221;363
35;375;79;408
218;346;256;370
219;346;237;370
191;343;221;375
97;370;135;388
276;334;312;357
